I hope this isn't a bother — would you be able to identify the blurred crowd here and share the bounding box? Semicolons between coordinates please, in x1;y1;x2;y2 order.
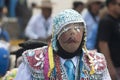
0;0;120;80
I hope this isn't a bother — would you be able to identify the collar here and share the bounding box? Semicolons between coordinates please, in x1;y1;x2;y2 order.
60;56;78;68
41;14;51;21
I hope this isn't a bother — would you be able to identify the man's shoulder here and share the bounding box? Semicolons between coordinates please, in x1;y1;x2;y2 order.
30;14;42;21
83;50;107;74
100;14;115;23
22;46;48;71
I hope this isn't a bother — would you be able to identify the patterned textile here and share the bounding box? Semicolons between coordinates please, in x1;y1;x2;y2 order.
83;50;106;74
23;46;48;79
22;47;110;80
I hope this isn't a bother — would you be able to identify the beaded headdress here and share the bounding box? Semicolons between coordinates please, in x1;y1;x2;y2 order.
52;9;87;51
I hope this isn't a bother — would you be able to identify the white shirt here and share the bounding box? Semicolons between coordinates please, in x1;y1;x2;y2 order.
25;14;52;39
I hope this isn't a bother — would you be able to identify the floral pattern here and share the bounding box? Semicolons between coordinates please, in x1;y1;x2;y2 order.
83;50;106;74
23;48;46;71
23;48;110;80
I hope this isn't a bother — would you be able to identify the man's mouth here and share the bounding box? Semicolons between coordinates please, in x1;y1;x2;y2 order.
66;38;76;43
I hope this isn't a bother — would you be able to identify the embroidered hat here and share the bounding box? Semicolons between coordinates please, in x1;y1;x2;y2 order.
52;9;87;51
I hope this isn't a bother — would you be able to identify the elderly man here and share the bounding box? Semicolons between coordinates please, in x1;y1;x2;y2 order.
25;0;53;42
15;9;111;80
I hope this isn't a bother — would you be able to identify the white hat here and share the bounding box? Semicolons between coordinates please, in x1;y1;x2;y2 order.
37;0;53;8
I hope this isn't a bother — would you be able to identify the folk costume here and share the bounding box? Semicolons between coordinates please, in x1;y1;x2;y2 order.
15;9;111;80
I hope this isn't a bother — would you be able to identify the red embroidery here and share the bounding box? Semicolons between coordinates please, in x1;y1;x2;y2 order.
54;54;62;80
80;77;89;80
83;51;106;74
25;48;45;70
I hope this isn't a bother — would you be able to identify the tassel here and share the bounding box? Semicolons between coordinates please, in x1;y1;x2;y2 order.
82;45;95;75
48;43;54;77
90;66;95;75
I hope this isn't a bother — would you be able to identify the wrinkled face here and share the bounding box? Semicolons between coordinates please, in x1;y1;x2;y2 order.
58;23;84;53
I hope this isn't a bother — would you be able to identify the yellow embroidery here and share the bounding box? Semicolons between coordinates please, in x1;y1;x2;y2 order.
48;44;54;77
82;45;95;75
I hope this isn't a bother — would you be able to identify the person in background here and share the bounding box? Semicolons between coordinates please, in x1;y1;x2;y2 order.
72;0;85;14
97;0;120;79
0;24;10;42
82;0;104;50
0;6;10;42
0;6;10;79
15;0;32;39
25;0;53;42
0;38;10;79
15;9;111;80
